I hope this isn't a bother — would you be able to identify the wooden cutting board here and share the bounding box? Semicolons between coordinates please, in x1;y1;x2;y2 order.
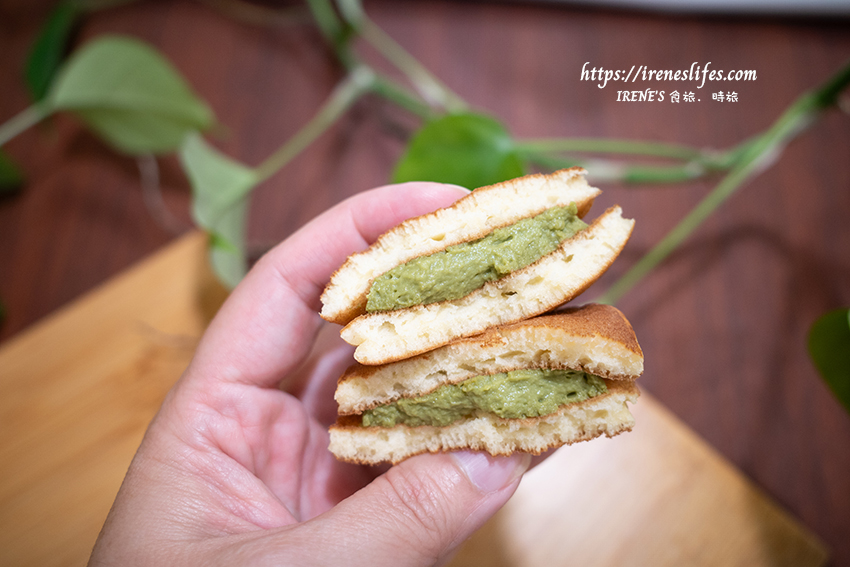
0;231;829;567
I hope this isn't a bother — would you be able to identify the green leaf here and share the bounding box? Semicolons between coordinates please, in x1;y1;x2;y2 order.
179;132;259;288
208;199;249;290
393;112;524;189
808;307;850;414
180;132;258;228
47;35;214;154
25;0;78;101
0;149;25;193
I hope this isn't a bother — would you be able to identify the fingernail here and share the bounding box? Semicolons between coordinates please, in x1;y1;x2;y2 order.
451;451;532;493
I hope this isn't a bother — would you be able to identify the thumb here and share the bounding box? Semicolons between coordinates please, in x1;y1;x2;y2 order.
300;452;531;566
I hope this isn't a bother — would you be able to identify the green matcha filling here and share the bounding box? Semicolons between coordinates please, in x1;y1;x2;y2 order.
365;203;587;313
361;369;607;428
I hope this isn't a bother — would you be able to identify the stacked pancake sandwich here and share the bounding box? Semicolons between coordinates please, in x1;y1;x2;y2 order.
320;168;643;464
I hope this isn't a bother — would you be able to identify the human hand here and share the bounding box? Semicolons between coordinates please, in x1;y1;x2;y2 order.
88;182;532;566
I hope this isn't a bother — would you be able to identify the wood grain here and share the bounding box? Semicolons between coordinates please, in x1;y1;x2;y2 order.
450;395;827;567
0;231;225;566
0;230;827;567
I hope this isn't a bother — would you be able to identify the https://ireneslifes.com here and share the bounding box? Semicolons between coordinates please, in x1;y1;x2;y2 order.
581;62;757;102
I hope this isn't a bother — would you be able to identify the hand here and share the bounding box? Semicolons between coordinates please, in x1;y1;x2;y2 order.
89;182;532;566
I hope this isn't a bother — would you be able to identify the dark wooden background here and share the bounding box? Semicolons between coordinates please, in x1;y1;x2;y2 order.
2;0;849;564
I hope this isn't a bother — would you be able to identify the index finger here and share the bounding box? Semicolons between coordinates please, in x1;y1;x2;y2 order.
187;182;469;388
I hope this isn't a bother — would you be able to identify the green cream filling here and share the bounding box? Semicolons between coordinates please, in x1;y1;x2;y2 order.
365;203;587;313
361;369;608;428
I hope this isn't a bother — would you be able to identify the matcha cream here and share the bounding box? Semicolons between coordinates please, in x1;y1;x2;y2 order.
361;369;607;428
366;203;587;313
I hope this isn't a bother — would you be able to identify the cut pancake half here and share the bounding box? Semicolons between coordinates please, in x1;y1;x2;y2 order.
329;304;643;465
320;167;601;327
340;205;634;365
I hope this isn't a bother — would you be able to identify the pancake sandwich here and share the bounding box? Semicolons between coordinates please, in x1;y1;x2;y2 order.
320;168;635;365
329;304;643;465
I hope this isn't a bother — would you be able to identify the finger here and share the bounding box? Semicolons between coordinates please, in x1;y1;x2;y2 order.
268;452;532;566
186;182;469;389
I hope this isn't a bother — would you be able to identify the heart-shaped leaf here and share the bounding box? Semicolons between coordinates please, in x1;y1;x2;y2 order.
179;132;259;288
808;307;850;414
25;0;78;101
47;35;214;154
393;112;524;189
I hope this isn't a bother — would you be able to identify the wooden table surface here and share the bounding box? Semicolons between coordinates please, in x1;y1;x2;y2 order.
1;0;849;565
0;230;828;567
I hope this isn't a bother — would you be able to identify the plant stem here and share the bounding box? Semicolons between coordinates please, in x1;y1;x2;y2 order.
0;103;51;147
523;151;712;184
305;0;344;45
516;138;704;161
523;152;582;172
336;0;364;27
370;75;436;120
598;58;850;305
137;155;188;235
304;0;361;69
519;135;763;184
358;16;467;113
615;162;709;184
253;66;374;182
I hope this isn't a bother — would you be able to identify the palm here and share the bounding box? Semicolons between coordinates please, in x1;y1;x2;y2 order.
162;322;378;531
